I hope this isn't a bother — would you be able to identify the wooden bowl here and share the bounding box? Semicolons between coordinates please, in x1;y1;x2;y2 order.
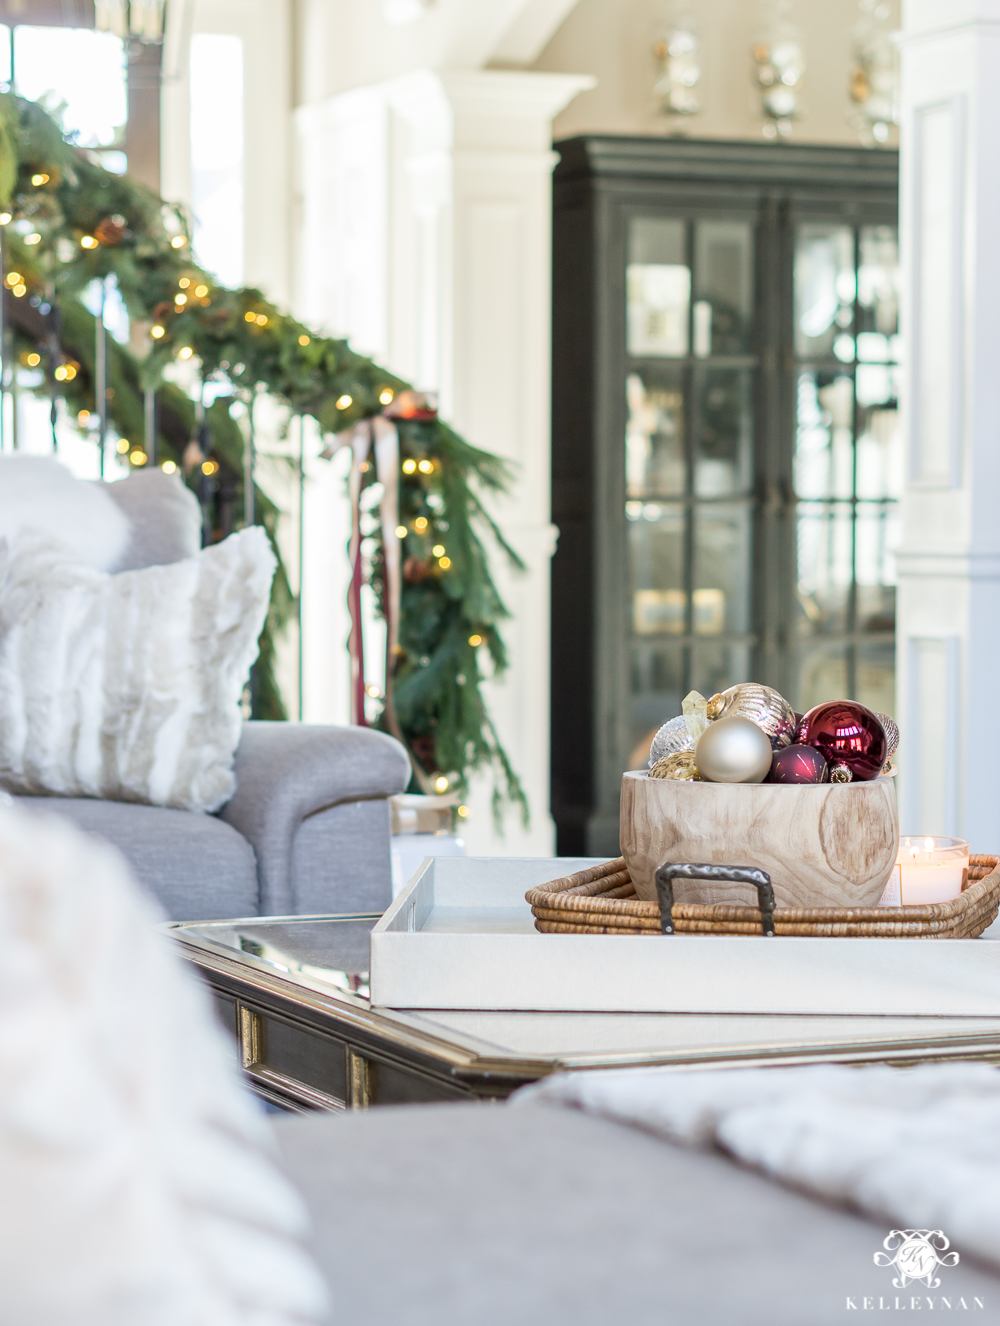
620;770;899;910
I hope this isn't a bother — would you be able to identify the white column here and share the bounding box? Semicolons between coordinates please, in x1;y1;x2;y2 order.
896;0;1000;848
161;0;292;303
295;69;590;854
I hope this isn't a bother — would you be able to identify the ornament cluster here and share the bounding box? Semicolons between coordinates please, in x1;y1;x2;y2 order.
647;684;899;786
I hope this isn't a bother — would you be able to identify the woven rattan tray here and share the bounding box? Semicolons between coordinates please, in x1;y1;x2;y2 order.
525;856;1000;938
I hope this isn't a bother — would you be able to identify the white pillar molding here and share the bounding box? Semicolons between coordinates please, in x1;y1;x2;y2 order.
161;0;293;304
295;68;591;855
896;0;1000;846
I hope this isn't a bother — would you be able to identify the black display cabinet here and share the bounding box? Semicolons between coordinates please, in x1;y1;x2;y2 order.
551;136;899;856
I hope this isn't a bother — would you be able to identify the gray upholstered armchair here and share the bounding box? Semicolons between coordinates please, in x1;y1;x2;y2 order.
16;721;410;921
7;463;410;921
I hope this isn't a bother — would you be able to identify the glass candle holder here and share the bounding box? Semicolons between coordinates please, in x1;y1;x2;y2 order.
894;836;969;906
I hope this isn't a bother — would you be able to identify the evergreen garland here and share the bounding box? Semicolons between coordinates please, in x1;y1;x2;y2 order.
0;92;527;823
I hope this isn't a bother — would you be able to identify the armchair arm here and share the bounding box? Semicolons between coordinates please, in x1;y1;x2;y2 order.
220;722;410;915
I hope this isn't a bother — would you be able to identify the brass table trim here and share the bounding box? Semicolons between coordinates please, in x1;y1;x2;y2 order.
170;924;1000;1109
347;1048;371;1109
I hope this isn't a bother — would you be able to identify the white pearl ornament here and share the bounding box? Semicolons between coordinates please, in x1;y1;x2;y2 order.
694;715;773;784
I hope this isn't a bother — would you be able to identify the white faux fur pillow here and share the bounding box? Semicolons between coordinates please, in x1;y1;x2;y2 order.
0;526;276;812
0;796;328;1325
0;454;131;570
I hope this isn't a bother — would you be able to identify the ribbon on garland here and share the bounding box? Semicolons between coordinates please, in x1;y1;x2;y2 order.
335;394;442;792
345;422;373;726
338;416;431;786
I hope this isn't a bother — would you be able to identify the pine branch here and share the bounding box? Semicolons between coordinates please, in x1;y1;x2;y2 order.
0;90;527;818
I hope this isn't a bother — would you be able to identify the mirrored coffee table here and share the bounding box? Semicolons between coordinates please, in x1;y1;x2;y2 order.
169;913;1000;1113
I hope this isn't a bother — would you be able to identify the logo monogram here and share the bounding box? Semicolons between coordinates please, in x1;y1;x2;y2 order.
874;1230;960;1288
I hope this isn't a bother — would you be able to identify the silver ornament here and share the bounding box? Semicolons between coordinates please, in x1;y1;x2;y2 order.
709;683;795;750
695;715;773;784
874;712;899;758
648;714;694;767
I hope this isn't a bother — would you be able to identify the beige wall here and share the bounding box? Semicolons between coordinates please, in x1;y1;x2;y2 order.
530;0;900;146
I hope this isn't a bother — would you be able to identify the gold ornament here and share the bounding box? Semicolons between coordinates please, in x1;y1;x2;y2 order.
708;683;795;749
829;762;852;783
649;751;701;781
694;716;772;783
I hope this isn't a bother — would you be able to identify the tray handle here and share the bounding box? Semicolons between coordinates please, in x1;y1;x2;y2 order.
654;863;776;937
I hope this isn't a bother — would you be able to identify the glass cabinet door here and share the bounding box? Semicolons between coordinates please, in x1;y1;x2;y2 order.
550;137;900;855
792;222;901;719
625;214;756;767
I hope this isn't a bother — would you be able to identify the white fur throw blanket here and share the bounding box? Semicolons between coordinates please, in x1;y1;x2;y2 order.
0;527;275;812
516;1062;1000;1269
0;796;328;1324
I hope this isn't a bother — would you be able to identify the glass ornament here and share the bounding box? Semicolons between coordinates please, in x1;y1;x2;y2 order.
707;682;795;750
795;700;888;782
648;714;694;767
767;743;829;784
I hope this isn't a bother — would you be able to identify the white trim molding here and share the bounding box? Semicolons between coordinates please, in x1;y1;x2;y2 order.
903;635;961;836
907;94;965;489
294;69;591;856
896;0;1000;852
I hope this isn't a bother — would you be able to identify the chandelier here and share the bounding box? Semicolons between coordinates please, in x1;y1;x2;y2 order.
95;0;167;43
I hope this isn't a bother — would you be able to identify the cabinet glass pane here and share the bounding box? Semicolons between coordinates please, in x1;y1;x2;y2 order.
629;503;684;635
692;642;752;702
855;405;902;500
626;367;684;498
795;371;854;501
794;224;854;360
791;219;899;713
855;502;899;632
630;642;683;768
858;225;899;338
627;217;689;358
693;219;754;355
696;366;753;498
796;642;849;712
796;502;852;636
857;641;895;718
693;502;752;635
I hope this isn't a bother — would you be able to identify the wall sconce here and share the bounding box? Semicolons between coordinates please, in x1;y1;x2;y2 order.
752;2;805;139
849;0;898;145
653;13;701;123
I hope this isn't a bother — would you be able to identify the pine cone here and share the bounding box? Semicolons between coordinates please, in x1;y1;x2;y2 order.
95;214;128;246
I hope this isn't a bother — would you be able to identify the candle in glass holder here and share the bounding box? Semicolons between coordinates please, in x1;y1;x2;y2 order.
893;836;969;906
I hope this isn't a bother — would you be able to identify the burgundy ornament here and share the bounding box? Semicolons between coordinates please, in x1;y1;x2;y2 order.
794;700;887;782
767;743;829;784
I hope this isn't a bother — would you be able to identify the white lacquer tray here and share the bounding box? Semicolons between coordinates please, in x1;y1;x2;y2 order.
369;856;1000;1015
